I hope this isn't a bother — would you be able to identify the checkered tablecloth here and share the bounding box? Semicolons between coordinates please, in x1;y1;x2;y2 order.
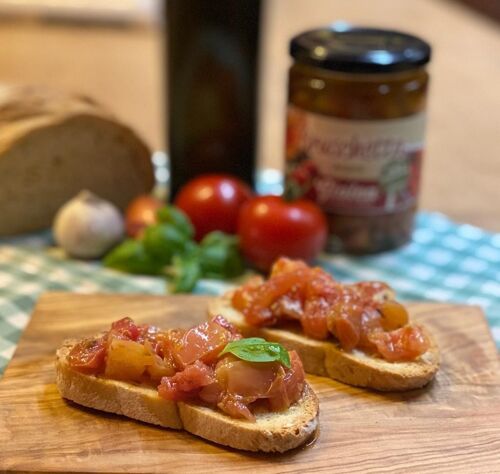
0;212;499;375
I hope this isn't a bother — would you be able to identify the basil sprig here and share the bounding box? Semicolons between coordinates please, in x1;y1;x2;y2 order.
220;338;291;368
103;204;245;292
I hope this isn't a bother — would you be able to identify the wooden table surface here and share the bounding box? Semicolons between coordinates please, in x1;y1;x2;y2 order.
0;0;498;231
1;293;499;473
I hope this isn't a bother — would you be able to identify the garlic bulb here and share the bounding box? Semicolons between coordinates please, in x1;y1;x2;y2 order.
53;190;125;259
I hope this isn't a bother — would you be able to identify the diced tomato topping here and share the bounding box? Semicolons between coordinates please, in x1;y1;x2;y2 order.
138;327;175;360
67;337;106;374
358;308;384;351
198;382;223;405
158;361;215;401
305;267;341;300
245;268;310;326
368;326;430;362
378;300;409;331
211;314;241;337
301;299;330;339
215;357;279;399
270;257;309;277
218;393;255;421
232;276;264;312
145;349;176;383
232;257;429;362
349;281;392;303
326;300;364;351
267;351;305;411
109;317;140;341
173;317;238;367
104;338;152;382
286;351;305;401
214;352;305;420
67;314;306;421
272;293;303;320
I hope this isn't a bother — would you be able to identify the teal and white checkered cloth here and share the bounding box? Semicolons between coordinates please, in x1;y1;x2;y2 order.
1;212;499;375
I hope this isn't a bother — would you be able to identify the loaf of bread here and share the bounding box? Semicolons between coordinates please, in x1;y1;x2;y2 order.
0;85;154;235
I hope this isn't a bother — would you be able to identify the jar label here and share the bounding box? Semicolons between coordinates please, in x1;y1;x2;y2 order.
285;106;426;216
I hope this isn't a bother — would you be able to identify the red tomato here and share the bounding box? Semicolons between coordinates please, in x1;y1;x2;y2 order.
174;174;253;241
237;196;328;272
125;195;163;238
67;337;106;374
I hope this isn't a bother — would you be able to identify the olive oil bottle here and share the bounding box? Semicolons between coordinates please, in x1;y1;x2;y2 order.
166;0;261;197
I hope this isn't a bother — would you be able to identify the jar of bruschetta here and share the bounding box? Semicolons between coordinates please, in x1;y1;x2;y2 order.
285;26;431;254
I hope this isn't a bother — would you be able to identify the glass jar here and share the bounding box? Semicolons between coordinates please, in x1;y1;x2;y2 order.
285;27;431;254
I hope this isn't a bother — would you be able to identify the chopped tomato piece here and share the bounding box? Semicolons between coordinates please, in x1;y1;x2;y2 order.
173;317;236;367
158;361;215;401
145;350;176;383
109;317;140;341
270;257;309;277
326;301;364;351
302;299;330;339
211;314;241;337
304;267;341;300
218;393;255;421
215;352;305;417
215;357;279;399
245;268;310;326
349;281;392;302
67;337;106;374
231;276;264;312
358;308;384;351
104;338;152;382
138;327;173;359
378;300;409;331
285;351;305;402
272;293;304;320
198;382;223;405
332;317;360;351
368;326;430;362
268;351;305;411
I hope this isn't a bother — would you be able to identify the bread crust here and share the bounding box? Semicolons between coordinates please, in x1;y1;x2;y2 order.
208;296;440;391
55;339;319;452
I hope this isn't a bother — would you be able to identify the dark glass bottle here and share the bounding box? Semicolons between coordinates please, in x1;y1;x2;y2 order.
166;0;261;197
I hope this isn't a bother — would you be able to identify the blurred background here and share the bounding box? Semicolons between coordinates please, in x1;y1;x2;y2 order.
0;0;498;230
0;0;499;388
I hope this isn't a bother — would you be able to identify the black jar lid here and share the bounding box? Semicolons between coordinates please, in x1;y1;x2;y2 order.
290;26;431;73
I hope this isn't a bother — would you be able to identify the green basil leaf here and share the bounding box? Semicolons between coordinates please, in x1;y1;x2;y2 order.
103;239;163;275
143;223;188;265
200;231;238;247
168;254;201;293
199;231;244;279
220;338;291;368
156;206;194;238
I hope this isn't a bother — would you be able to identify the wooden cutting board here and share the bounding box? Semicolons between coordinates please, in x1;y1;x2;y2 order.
0;293;499;474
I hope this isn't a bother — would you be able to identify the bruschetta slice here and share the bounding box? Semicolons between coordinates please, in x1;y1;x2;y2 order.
55;315;319;452
208;258;440;391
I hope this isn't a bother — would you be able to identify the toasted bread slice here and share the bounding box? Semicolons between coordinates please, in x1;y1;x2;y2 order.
55;340;319;453
208;296;440;392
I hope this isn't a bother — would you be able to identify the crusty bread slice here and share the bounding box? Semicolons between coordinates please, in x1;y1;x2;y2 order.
208;296;440;392
55;340;319;453
0;85;154;235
